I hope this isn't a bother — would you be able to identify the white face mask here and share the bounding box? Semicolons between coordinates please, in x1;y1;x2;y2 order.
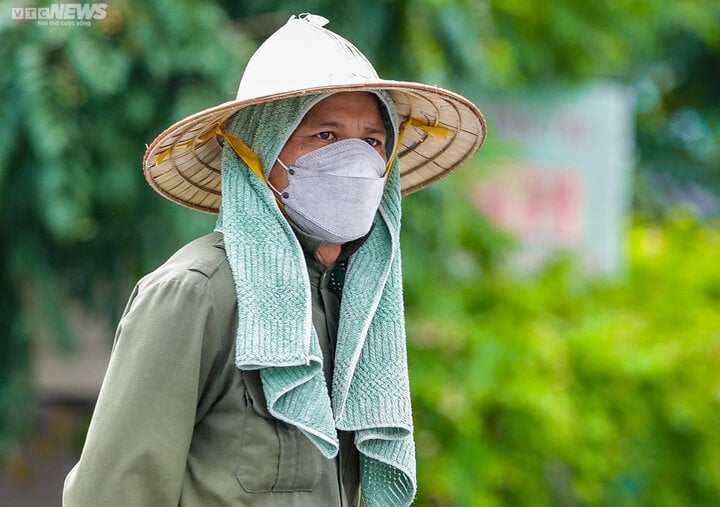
269;138;387;244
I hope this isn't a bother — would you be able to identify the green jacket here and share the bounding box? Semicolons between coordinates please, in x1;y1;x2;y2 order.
63;232;361;506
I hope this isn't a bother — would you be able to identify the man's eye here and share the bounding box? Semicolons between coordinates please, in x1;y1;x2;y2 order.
365;138;381;147
317;131;336;141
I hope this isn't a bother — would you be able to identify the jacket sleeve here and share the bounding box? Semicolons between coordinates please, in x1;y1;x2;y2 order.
63;275;222;506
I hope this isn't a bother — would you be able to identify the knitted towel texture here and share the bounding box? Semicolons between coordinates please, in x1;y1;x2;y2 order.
217;94;417;506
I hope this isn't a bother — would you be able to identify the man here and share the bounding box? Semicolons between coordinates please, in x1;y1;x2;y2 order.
63;13;485;507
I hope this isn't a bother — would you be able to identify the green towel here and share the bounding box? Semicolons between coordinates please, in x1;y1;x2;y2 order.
217;93;416;506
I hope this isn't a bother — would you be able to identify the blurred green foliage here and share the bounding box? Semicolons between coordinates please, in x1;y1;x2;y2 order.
404;187;720;505
1;0;719;504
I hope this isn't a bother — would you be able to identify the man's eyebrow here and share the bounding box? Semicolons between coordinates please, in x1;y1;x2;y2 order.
308;120;342;128
365;126;387;136
305;120;387;136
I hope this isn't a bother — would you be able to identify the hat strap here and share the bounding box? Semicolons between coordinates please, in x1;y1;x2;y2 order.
385;118;452;181
154;125;266;185
204;125;266;183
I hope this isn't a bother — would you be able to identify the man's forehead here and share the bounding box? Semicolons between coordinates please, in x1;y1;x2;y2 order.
300;93;386;128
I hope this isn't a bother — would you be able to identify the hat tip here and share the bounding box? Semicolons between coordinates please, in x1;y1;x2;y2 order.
296;13;329;27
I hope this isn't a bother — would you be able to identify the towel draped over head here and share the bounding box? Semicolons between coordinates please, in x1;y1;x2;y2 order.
216;92;417;506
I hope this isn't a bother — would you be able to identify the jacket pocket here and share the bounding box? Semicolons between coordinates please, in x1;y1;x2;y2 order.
236;371;324;493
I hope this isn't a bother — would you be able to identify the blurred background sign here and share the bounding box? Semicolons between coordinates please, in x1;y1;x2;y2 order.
470;83;635;274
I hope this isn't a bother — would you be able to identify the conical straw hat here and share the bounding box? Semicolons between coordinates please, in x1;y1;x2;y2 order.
143;13;487;213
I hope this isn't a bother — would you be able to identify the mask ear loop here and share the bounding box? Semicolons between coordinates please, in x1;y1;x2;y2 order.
219;126;290;215
384;118;453;183
197;125;289;214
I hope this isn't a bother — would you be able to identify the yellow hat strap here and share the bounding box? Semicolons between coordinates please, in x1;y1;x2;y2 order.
384;118;452;180
203;125;266;184
155;125;266;184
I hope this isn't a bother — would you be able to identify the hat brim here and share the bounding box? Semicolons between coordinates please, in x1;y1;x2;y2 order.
143;80;487;214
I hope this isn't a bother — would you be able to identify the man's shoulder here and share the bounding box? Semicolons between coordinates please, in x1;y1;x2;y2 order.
138;231;232;293
167;231;229;278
